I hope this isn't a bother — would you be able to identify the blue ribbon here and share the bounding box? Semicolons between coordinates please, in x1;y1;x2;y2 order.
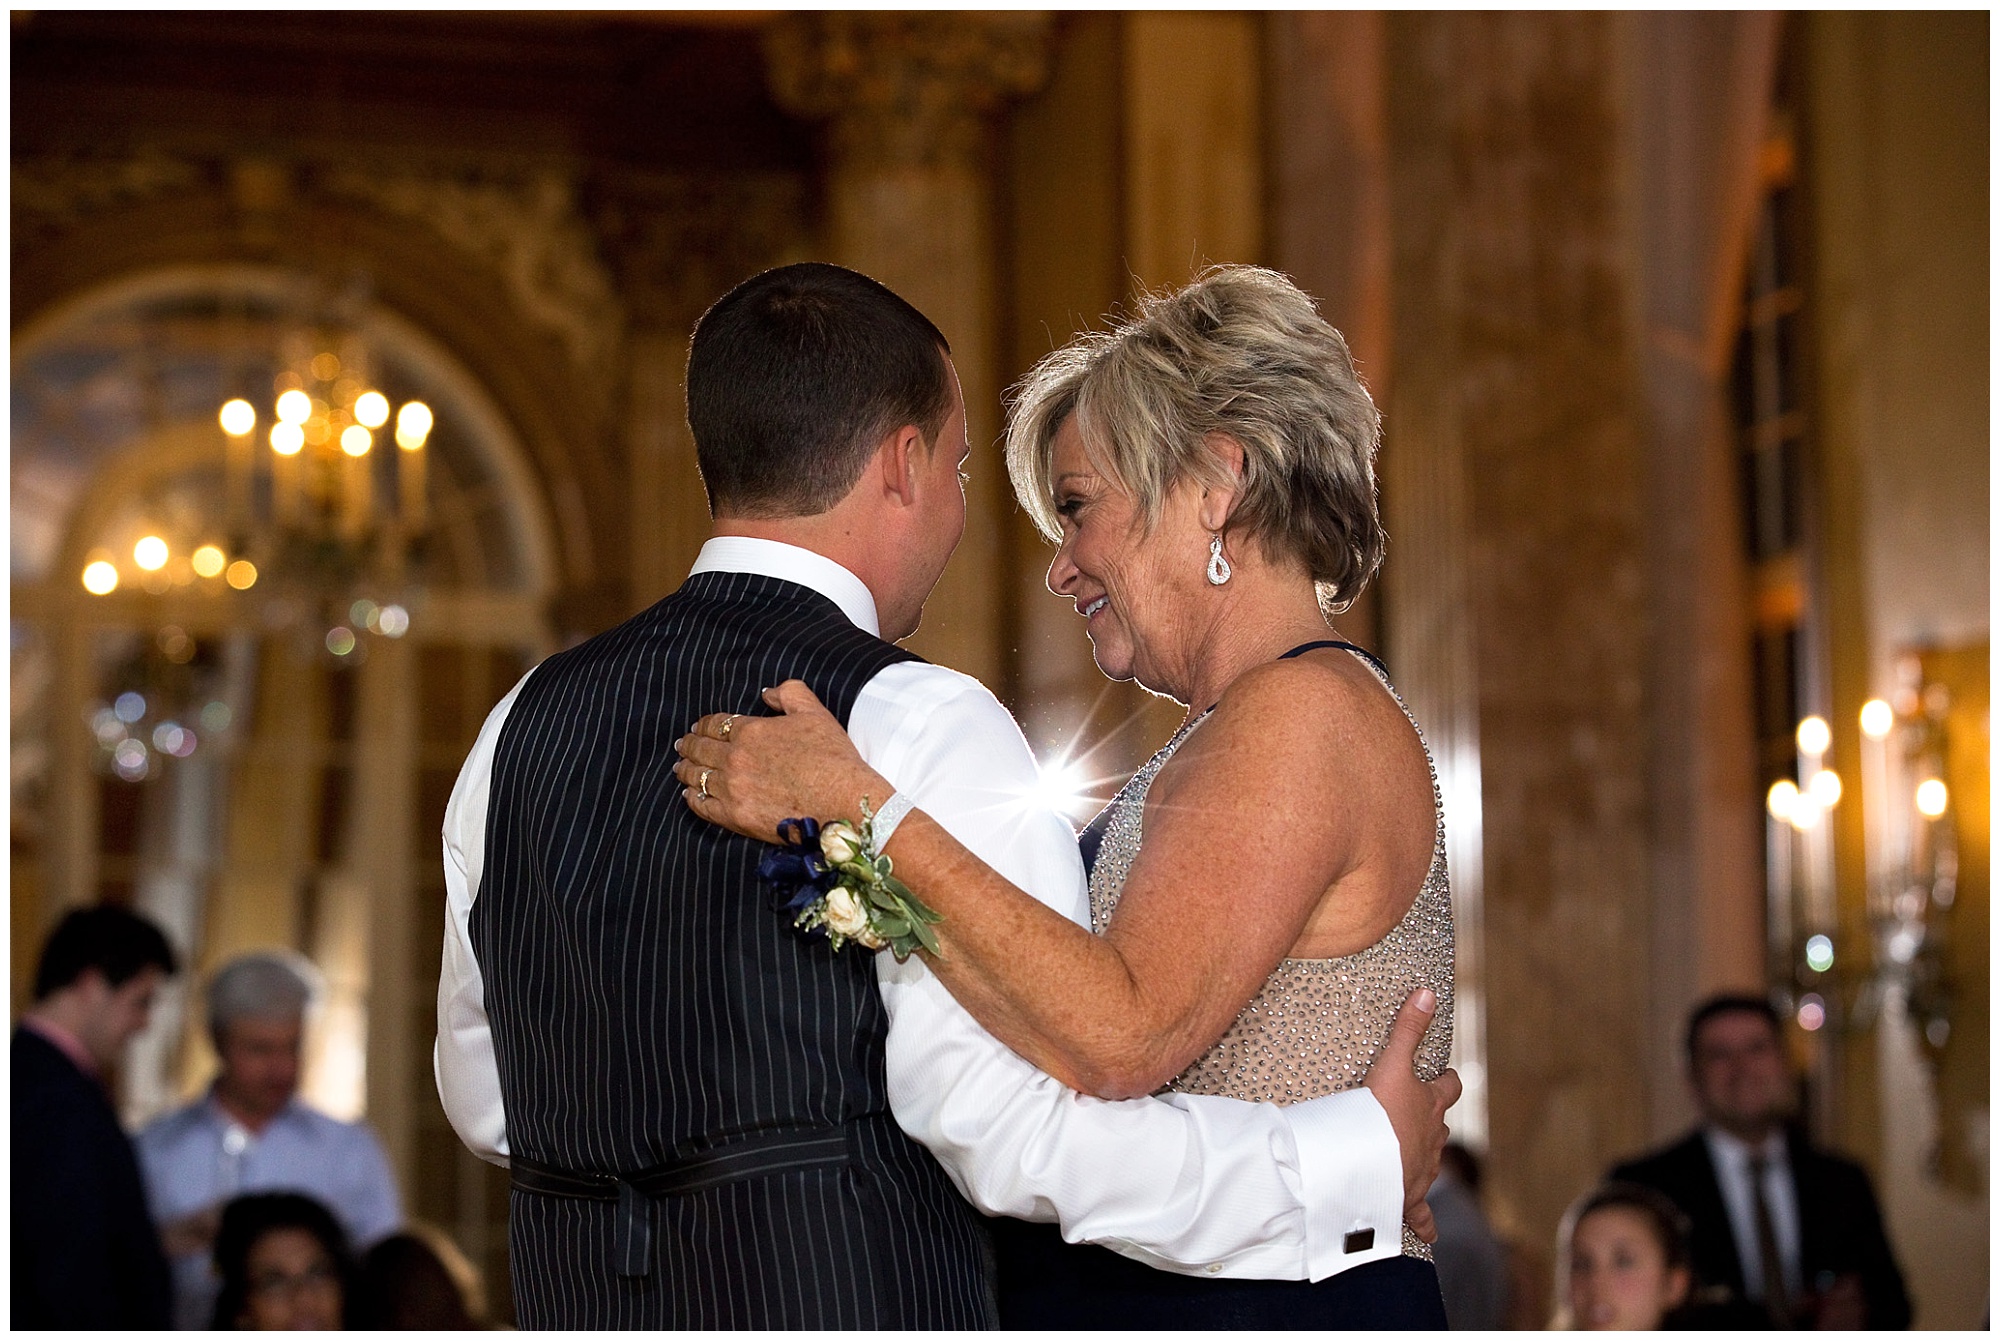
759;817;840;924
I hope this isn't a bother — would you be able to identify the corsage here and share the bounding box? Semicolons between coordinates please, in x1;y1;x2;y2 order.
758;798;943;961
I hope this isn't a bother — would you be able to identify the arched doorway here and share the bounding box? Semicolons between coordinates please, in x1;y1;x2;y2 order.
11;263;558;1311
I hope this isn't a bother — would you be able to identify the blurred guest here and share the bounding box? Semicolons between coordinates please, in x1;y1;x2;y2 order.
1611;994;1911;1329
12;905;179;1328
1555;1182;1692;1329
1428;1142;1511;1329
212;1192;354;1330
354;1225;486;1329
138;951;402;1328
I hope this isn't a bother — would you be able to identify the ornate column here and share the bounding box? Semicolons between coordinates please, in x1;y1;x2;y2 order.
1384;10;1654;1273
766;14;1049;686
1621;11;1777;1137
596;171;808;613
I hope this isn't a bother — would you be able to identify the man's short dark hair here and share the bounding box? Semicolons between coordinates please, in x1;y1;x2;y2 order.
33;904;177;1001
1685;993;1782;1061
686;262;954;518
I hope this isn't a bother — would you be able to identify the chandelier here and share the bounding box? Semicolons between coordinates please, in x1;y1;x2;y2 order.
1763;658;1961;1057
75;324;435;782
79;329;432;639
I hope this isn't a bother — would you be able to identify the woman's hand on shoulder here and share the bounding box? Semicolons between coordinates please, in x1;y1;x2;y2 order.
674;680;892;842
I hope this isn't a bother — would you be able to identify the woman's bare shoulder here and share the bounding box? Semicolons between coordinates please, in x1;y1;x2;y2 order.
1207;647;1413;757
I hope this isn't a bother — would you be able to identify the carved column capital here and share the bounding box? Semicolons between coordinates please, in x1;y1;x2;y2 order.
764;12;1051;170
591;170;807;333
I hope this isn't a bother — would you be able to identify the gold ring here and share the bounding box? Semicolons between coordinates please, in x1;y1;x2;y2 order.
719;714;738;741
698;768;714;802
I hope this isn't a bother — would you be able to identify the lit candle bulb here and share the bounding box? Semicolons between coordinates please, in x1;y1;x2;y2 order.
397;401;431;533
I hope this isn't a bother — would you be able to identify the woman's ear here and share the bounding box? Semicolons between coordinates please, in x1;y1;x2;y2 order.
1198;432;1246;531
1664;1266;1692;1310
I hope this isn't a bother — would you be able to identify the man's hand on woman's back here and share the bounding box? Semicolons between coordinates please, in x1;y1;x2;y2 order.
1363;988;1460;1244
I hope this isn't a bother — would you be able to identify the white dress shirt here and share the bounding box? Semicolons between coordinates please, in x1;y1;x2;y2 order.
436;535;1407;1281
1704;1126;1804;1303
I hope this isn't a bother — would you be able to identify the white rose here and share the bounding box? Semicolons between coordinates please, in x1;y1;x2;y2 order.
822;886;871;939
820;822;864;866
854;925;888;951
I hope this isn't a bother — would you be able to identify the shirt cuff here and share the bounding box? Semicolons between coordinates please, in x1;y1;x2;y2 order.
1286;1086;1406;1281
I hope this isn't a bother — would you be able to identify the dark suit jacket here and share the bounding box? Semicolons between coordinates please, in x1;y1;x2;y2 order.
1613;1128;1911;1329
11;1028;173;1329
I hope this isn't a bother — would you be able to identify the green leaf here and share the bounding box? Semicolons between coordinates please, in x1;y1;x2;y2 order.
911;918;943;956
875;916;910;938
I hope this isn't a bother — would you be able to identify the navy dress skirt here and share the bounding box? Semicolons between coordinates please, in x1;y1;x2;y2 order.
994;1219;1450;1329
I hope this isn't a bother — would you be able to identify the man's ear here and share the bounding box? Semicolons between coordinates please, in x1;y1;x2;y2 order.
1198;432;1247;532
878;423;927;508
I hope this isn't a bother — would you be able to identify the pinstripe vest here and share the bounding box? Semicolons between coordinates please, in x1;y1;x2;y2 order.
475;570;993;1328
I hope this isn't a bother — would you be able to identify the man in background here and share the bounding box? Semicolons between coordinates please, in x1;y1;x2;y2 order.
1427;1142;1511;1329
13;904;179;1328
1612;994;1911;1329
138;950;403;1328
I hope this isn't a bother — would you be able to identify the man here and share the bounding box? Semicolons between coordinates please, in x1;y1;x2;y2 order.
437;262;1457;1327
138;951;402;1328
1427;1143;1511;1330
13;904;178;1328
1612;994;1911;1329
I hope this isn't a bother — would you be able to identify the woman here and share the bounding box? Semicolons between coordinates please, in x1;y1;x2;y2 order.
211;1192;354;1330
677;265;1453;1325
1555;1183;1694;1330
353;1225;486;1329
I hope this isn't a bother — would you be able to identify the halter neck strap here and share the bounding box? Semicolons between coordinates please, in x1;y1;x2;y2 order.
1278;638;1390;680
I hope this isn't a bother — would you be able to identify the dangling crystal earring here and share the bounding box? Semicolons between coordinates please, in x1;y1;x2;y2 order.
1206;533;1232;586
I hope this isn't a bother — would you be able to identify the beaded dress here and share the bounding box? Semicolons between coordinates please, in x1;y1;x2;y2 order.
1080;641;1454;1261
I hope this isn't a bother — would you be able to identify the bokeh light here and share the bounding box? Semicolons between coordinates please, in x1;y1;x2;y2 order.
271;422;305;456
91;708;126;745
276;388;313;424
354;390;390;428
1859;698;1894;740
1797;993;1826;1031
113;691;147;723
219;398;257;436
340;425;373;457
1795;715;1831;756
1765;779;1798;822
1808;768;1842;808
1804;934;1834;973
112;737;151;782
192;544;228;578
395;400;433;450
376;604;410;637
1915;778;1948;818
326;626;358;657
82;560;119;595
225;559;259;590
133;535;169;571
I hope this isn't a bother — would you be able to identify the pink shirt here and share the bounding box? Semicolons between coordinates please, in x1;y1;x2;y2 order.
21;1015;99;1079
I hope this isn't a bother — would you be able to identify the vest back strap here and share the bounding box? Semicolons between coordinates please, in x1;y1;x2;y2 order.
510;1121;876;1279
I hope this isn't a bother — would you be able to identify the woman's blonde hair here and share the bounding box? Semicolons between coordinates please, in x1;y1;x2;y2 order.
1005;265;1385;611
